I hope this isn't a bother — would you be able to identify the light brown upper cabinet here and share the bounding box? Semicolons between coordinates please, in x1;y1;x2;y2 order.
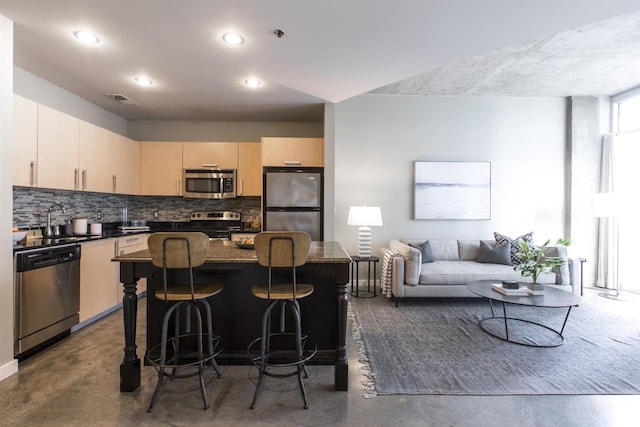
182;142;239;169
140;141;183;196
261;137;324;167
110;132;139;195
37;104;80;190
79;121;112;193
78;120;138;194
13;97;138;194
238;142;262;196
12;95;38;187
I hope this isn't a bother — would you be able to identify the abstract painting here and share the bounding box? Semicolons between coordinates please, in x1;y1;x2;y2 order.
414;161;491;220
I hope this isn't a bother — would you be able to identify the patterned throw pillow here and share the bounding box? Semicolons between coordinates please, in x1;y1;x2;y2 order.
477;241;512;265
493;231;534;265
409;241;435;263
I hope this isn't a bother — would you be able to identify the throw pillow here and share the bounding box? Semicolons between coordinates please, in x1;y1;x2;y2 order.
409;241;435;263
494;231;534;265
477;241;512;265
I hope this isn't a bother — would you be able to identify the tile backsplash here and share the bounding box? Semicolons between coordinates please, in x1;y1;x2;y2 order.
13;186;261;230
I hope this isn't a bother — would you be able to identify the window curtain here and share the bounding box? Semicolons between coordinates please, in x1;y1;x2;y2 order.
596;133;617;289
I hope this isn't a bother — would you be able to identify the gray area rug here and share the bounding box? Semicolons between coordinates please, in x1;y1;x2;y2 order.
349;296;640;396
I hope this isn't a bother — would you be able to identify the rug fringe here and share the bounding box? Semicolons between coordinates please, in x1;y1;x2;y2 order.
348;300;378;398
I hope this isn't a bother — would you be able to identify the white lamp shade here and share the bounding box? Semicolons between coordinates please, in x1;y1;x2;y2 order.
347;206;383;226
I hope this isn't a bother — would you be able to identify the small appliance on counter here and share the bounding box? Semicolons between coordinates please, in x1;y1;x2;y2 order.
118;220;150;233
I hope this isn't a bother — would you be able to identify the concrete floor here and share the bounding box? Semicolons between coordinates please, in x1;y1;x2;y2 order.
1;288;639;427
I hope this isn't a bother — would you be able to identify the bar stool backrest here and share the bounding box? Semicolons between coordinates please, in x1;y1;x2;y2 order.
148;232;210;269
254;231;311;268
147;232;210;300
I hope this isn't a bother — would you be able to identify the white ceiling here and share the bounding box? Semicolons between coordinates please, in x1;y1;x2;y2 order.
1;0;639;122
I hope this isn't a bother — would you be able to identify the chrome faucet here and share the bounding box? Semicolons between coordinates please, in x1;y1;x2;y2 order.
44;203;67;237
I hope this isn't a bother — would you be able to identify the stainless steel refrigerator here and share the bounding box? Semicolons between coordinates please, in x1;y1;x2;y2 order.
263;167;324;241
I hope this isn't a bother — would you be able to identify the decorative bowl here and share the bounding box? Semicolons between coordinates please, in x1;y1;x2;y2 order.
13;231;27;243
233;240;255;250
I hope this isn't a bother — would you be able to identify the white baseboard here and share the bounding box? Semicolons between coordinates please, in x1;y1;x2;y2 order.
0;358;19;382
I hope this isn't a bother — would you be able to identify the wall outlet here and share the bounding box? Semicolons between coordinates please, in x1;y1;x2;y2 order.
96;210;102;220
153;210;159;219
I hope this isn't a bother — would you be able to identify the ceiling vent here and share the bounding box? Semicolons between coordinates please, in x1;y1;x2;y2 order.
105;93;139;106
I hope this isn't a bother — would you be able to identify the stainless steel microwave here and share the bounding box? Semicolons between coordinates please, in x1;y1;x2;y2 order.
183;169;236;199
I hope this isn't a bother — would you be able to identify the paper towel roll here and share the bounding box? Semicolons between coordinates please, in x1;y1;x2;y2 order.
90;223;102;235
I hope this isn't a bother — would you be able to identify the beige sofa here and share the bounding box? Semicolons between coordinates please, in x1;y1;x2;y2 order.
385;239;580;300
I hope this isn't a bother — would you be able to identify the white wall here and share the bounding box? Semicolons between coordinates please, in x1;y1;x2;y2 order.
0;14;18;380
334;94;567;257
127;120;323;142
14;67;128;135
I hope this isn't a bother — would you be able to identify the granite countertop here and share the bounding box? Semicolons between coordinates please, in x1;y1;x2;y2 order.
113;240;352;264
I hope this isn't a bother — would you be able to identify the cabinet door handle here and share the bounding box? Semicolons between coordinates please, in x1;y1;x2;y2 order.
82;169;87;190
74;169;79;189
202;163;218;168
112;175;117;193
284;160;302;166
239;179;244;195
176;179;181;195
30;161;37;186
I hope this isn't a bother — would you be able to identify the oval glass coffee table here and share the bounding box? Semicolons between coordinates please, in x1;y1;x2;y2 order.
467;280;582;347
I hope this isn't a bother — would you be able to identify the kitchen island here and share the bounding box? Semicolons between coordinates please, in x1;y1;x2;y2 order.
113;239;352;393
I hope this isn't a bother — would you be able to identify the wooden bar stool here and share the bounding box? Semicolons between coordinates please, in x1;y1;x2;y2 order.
247;231;317;409
146;232;223;413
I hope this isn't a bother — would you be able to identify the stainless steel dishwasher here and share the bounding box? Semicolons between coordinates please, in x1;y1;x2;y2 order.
14;244;81;358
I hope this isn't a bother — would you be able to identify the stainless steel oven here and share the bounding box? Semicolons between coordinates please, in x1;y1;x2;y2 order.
189;210;242;239
14;244;81;358
183;169;236;199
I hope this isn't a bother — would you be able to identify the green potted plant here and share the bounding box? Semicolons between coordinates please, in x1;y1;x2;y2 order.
513;239;566;295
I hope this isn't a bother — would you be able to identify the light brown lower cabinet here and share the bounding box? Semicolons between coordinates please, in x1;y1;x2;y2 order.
79;234;149;323
79;239;119;322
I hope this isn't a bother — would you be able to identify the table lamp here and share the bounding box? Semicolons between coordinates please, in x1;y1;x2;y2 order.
347;206;383;257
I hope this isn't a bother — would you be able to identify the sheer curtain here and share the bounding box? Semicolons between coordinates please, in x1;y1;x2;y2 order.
596;134;617;289
616;132;640;292
596;132;640;292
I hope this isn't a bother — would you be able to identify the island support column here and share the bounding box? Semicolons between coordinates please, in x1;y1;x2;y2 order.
119;263;140;392
335;281;349;391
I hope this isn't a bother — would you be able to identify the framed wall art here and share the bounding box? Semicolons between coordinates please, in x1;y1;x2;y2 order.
414;161;491;220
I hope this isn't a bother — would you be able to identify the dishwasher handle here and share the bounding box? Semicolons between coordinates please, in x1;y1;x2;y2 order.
15;245;81;272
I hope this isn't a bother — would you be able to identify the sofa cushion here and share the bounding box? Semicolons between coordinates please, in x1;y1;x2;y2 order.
458;240;481;261
418;260;556;285
428;240;460;261
409;241;435;263
390;239;421;285
477;241;512;265
494;231;534;265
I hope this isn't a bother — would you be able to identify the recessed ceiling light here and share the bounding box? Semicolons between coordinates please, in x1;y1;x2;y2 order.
223;33;244;45
73;30;100;44
245;78;261;88
134;77;153;87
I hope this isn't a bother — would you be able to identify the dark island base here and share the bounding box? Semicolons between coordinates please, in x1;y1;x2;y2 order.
119;256;350;392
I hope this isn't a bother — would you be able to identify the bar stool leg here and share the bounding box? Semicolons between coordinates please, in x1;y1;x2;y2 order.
199;299;222;378
148;302;180;413
250;301;277;409
287;300;309;409
191;302;209;411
